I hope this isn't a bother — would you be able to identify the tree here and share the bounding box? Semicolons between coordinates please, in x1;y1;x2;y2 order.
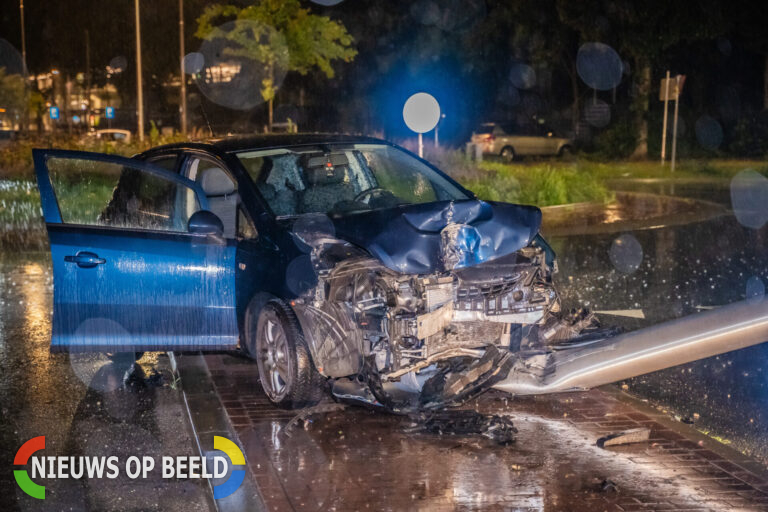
558;0;727;158
0;67;27;129
196;0;357;129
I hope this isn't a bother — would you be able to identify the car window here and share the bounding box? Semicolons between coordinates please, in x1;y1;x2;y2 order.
46;157;201;232
236;143;467;217
185;156;240;238
236;206;257;239
475;124;495;134
145;154;178;173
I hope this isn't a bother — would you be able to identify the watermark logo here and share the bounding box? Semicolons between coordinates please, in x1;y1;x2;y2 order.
12;435;246;501
14;436;46;499
212;436;246;500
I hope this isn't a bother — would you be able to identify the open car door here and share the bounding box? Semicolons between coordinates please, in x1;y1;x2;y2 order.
33;149;238;352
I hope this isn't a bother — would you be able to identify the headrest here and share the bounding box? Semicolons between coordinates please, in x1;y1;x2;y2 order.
303;165;346;185
200;167;236;196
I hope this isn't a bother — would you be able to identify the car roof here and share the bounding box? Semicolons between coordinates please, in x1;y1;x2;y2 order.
146;133;389;155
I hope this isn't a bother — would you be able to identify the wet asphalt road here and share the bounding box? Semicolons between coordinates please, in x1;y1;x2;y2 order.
549;182;768;464
0;254;212;511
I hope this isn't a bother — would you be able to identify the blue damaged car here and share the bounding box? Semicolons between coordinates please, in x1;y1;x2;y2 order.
34;135;570;411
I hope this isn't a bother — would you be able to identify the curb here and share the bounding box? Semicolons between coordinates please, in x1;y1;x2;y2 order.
169;352;266;512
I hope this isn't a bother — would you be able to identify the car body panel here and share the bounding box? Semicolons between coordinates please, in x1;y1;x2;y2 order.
471;123;572;157
326;199;543;274
34;149;238;352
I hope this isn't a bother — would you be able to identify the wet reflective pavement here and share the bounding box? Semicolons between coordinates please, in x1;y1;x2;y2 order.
204;353;768;511
4;188;768;509
0;254;212;511
549;209;768;464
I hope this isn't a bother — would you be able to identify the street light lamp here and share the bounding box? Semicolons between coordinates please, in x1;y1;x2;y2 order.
403;92;440;158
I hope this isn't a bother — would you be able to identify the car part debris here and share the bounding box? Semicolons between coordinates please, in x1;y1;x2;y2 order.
597;427;651;448
404;410;517;445
282;198;768;413
282;402;349;437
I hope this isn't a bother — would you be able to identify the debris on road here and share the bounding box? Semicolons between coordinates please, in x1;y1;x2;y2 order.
282;402;348;437
597;427;651;448
600;479;619;493
405;410;517;445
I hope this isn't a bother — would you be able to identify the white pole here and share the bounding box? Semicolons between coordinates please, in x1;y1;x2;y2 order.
135;0;145;142
661;70;670;165
670;75;681;174
418;133;423;158
179;0;187;135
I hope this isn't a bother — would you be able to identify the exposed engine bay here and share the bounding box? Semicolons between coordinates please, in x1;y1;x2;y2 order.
289;224;605;413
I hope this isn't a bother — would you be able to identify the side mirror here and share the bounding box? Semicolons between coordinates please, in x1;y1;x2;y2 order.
189;210;223;236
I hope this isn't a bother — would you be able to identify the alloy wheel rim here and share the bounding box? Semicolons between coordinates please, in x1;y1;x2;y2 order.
257;313;290;400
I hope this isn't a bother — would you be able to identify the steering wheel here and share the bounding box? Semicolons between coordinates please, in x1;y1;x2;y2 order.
354;187;389;204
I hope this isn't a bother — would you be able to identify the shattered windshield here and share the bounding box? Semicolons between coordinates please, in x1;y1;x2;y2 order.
236;143;469;216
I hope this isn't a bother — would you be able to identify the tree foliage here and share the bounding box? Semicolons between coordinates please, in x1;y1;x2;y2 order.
0;67;27;117
195;0;357;112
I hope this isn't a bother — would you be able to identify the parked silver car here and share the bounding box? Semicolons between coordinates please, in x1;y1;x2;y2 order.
471;123;573;162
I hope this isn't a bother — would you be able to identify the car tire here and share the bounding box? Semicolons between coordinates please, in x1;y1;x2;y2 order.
500;146;516;163
251;300;325;409
559;145;574;159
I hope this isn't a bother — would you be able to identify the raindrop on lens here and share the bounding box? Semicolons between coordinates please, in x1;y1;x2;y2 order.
183;52;204;75
584;99;611;128
695;116;723;150
108;55;127;73
286;255;318;296
293;213;335;246
609;234;643;274
746;276;765;304
577;42;623;91
717;87;741;121
498;85;520;107
410;0;440;26
730;170;768;229
508;63;536;90
196;20;289;111
717;37;732;57
433;0;486;32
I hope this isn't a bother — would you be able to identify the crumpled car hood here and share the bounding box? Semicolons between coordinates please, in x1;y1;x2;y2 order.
327;200;542;274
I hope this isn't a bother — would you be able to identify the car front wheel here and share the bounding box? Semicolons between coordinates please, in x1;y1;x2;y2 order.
252;300;325;409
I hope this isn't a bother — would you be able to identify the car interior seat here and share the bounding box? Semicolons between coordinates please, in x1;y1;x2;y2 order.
199;167;238;237
299;160;356;214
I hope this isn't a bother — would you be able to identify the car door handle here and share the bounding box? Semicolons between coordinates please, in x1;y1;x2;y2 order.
64;251;106;268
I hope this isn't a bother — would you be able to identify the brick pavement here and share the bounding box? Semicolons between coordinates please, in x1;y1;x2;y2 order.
201;353;768;511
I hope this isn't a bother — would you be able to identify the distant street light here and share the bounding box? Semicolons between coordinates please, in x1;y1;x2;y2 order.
179;0;187;134
134;0;145;142
403;92;440;158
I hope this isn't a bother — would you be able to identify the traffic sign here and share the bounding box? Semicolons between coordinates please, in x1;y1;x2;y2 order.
49;106;59;120
659;75;686;101
105;106;115;119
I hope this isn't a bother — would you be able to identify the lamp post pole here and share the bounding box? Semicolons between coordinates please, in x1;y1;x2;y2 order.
135;0;145;142
179;0;187;134
20;0;28;134
19;0;26;69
